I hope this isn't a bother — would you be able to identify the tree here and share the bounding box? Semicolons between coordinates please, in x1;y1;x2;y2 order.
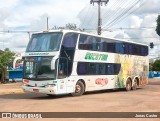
65;23;77;30
152;59;160;71
149;63;153;71
0;48;14;83
156;15;160;36
52;23;84;31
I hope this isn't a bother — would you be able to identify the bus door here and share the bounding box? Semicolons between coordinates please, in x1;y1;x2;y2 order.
56;58;68;94
59;33;78;93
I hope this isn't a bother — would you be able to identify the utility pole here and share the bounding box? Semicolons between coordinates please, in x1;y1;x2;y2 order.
28;32;31;40
47;17;49;30
90;0;109;35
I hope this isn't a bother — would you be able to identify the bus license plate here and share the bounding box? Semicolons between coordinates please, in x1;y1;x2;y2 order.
33;89;39;92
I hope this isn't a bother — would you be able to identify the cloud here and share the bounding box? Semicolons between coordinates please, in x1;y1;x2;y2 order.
0;0;89;52
30;13;49;31
123;14;160;58
78;5;98;29
0;8;10;29
0;33;29;52
114;32;130;39
140;15;157;27
0;0;19;9
128;16;143;28
0;0;159;59
134;0;160;15
10;33;29;52
124;14;158;43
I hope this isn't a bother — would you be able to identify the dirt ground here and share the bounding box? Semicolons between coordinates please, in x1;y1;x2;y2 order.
0;78;160;121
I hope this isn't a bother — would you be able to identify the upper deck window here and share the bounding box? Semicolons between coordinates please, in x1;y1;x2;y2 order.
78;34;148;56
26;32;62;52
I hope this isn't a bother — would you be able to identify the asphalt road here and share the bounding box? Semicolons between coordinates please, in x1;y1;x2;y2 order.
0;79;160;121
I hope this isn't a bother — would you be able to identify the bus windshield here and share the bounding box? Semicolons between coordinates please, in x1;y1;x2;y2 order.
26;32;62;52
23;57;55;80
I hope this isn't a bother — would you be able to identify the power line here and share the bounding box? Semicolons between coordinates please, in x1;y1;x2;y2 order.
81;28;159;40
95;0;123;25
121;37;159;40
102;0;141;29
80;5;91;28
91;0;126;31
85;26;156;31
112;27;156;30
104;0;146;29
102;0;127;27
85;6;97;30
102;0;137;28
87;1;139;31
101;0;120;17
0;30;38;33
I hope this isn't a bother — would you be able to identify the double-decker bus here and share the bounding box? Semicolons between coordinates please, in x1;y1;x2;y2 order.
22;30;149;96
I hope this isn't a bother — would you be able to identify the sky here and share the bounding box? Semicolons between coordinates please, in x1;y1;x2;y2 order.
0;0;160;58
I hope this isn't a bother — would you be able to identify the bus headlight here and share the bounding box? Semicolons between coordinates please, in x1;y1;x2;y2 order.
23;83;29;86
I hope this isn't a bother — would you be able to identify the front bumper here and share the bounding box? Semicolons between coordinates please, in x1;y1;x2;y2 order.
22;85;56;94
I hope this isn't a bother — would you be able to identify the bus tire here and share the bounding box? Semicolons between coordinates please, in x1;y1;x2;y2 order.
72;81;85;96
132;78;138;90
125;78;132;91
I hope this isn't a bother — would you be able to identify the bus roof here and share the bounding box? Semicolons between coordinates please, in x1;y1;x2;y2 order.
33;29;148;46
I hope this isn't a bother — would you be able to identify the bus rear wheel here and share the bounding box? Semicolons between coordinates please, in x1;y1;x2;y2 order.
72;81;85;96
125;79;132;91
132;79;138;90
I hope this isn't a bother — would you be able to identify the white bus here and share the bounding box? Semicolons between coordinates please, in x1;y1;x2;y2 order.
22;30;149;96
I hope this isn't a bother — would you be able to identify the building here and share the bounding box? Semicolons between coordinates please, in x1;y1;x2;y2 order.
0;50;4;55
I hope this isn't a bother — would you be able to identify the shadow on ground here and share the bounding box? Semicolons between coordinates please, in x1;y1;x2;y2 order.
0;88;143;100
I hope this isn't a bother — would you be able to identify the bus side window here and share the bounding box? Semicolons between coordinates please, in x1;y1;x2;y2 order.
99;41;105;52
77;62;87;75
79;34;92;50
105;39;116;53
92;37;97;51
124;43;128;54
97;64;105;75
107;42;115;53
115;42;125;54
89;63;96;75
114;64;121;75
99;38;108;52
63;34;77;48
128;44;133;55
141;46;148;56
106;64;114;75
145;46;148;56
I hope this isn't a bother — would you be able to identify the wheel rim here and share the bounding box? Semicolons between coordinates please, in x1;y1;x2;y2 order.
126;81;131;90
75;84;81;93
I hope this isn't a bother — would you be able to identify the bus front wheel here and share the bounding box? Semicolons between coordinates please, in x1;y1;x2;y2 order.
72;81;85;96
125;79;132;91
